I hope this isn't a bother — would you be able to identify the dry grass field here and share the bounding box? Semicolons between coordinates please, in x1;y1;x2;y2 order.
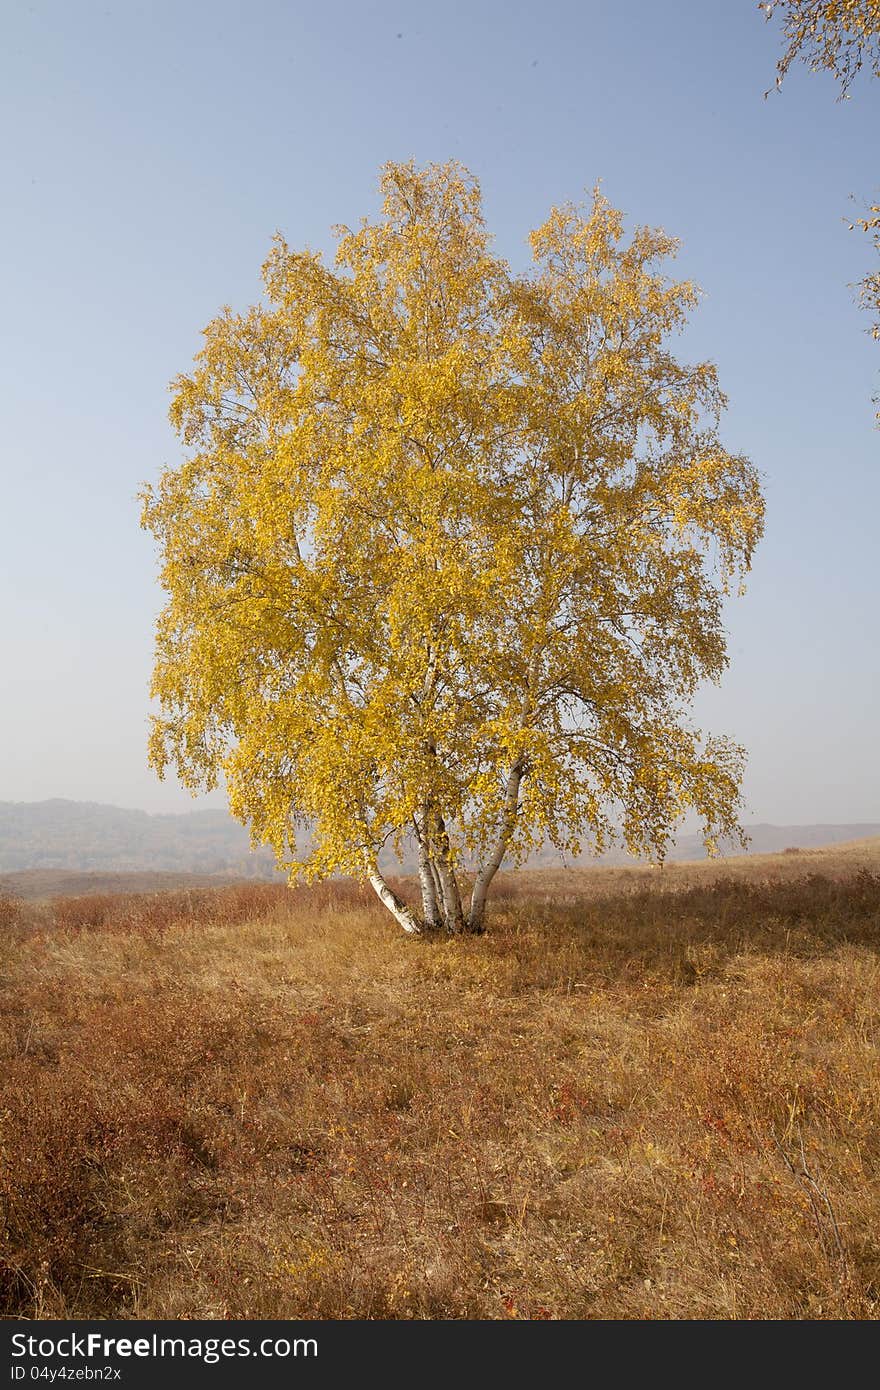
1;840;879;1320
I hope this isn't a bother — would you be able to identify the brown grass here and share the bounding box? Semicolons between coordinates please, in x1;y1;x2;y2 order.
0;868;273;904
1;841;879;1320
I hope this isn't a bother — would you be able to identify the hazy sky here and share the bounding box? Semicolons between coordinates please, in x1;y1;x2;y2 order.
2;0;878;824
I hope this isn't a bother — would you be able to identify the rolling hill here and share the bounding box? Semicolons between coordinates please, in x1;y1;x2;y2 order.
1;798;878;886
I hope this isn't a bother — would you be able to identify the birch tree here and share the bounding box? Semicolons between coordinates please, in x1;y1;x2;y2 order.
141;161;764;935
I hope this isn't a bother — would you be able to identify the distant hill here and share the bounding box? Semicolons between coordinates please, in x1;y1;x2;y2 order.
0;799;877;880
0;868;247;902
673;823;880;861
534;822;880;868
0;799;278;878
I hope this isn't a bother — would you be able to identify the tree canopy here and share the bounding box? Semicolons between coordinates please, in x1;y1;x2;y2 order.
141;161;764;934
763;1;880;95
763;2;880;419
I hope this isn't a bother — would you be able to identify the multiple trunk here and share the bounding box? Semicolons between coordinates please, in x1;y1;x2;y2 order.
365;757;527;936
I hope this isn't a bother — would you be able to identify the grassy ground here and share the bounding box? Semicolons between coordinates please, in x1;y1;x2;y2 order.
1;841;879;1319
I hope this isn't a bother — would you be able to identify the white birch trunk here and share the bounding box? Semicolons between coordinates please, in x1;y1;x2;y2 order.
366;866;422;935
427;856;444;915
428;807;465;932
415;827;441;929
467;758;526;933
435;858;463;933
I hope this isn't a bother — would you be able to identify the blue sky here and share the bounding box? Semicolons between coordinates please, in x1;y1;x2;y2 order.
1;0;878;824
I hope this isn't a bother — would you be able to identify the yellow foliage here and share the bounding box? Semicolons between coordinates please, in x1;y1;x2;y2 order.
763;0;880;93
141;161;764;931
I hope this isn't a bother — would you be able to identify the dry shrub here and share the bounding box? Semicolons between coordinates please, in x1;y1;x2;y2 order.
1;849;879;1319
